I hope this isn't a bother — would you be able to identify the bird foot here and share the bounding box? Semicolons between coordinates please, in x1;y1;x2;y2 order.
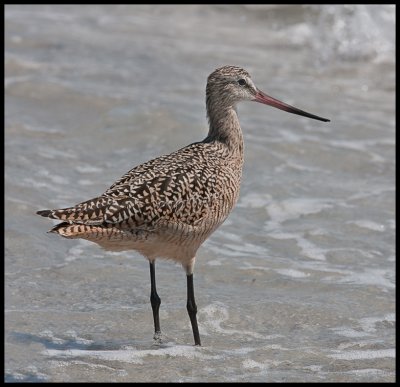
153;331;163;344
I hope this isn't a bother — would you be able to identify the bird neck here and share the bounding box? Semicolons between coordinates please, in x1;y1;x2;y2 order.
205;103;244;156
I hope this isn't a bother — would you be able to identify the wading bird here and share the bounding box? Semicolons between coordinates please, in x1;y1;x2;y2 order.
37;65;329;346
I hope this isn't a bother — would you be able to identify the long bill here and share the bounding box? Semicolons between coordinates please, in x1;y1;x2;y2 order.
253;89;330;122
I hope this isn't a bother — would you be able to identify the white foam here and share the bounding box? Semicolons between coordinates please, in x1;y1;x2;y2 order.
208;241;266;259
207;244;247;258
242;359;268;370
11;365;49;382
38;146;77;160
275;268;310;278
44;344;220;364
23;123;64;134
296;237;327;261
331;327;370;338
265;198;333;231
207;260;222;266
328;138;394;154
284;160;327;173
328;348;395;360
268;232;327;261
348;220;386;232
75;165;103;174
303;365;323;372
199;302;269;340
221;347;258;355
4;75;32;88
21;177;49;190
238;192;271;208
64;330;94;345
359;314;395;333
337;268;394;291
348;185;394;201
239;262;270;272
342;368;392;377
65;245;85;262
38;330;66;345
50;359;127;375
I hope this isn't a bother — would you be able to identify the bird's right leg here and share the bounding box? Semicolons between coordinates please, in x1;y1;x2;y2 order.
149;260;161;342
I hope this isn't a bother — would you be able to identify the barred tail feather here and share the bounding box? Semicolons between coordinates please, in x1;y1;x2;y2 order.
47;222;141;252
36;208;81;221
35;196;115;223
48;222;124;239
36;209;52;217
48;222;85;238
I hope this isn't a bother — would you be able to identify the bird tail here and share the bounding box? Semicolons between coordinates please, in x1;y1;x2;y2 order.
47;222;88;238
35;196;115;224
36;209;54;217
47;221;117;239
36;207;90;222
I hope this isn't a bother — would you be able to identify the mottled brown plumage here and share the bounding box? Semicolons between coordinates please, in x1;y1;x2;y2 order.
37;65;329;345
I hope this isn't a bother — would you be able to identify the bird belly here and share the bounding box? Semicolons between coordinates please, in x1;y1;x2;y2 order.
48;217;223;265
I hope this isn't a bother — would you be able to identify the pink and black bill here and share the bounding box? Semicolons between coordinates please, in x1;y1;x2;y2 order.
254;89;330;122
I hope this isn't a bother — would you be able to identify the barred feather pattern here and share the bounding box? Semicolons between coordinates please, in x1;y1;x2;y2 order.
38;141;243;260
36;65;251;266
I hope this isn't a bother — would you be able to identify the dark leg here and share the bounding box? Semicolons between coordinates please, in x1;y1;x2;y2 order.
149;261;161;339
187;273;201;346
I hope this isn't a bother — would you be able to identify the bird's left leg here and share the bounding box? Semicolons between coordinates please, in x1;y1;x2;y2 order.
184;258;201;346
149;260;161;342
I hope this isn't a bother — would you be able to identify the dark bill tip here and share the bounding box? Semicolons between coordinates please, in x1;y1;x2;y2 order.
254;89;330;122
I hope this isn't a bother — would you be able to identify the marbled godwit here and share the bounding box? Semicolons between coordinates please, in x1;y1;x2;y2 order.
37;65;329;346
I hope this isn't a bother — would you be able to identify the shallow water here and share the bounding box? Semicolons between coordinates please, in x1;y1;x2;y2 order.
5;4;395;382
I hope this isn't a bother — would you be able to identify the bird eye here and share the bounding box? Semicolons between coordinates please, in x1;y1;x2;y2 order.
238;78;247;86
